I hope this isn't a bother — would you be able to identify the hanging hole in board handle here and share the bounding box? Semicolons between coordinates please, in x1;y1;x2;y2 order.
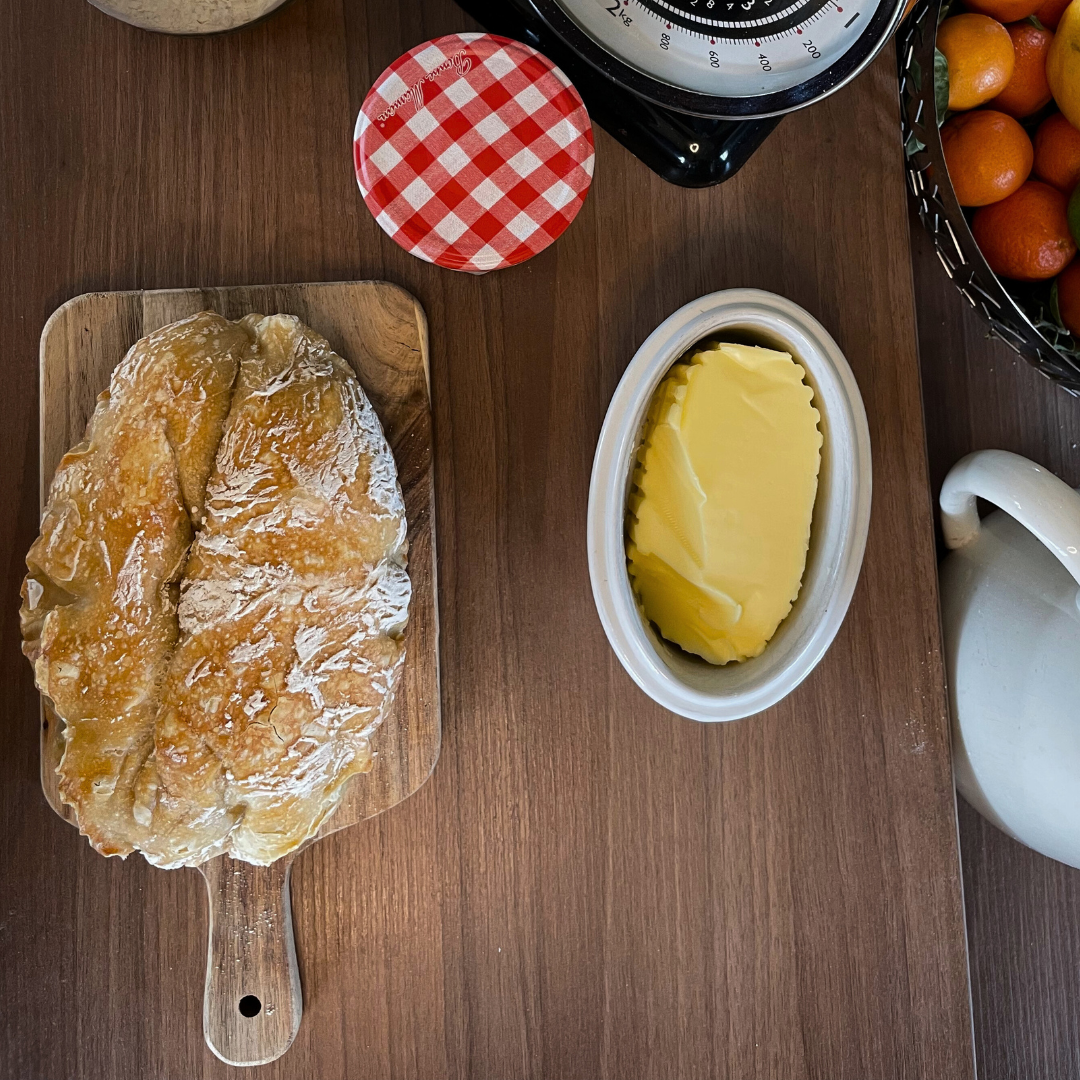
199;854;302;1065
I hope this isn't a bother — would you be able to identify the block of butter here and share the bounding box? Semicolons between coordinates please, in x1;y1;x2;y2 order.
626;342;822;665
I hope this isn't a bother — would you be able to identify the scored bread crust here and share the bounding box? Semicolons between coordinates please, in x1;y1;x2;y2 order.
22;312;247;857
21;312;410;867
135;315;410;866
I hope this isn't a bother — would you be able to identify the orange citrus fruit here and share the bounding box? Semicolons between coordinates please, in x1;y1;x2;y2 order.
1048;1;1080;127
1033;112;1080;190
964;0;1042;18
973;180;1077;278
1035;0;1072;27
938;14;1016;111
1055;257;1080;334
991;23;1054;117
942;109;1033;204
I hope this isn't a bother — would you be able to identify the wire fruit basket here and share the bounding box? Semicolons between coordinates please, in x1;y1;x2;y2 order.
898;0;1080;393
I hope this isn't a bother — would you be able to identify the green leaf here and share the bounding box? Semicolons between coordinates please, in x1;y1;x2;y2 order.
934;48;950;124
1051;279;1064;329
1028;14;1047;28
1068;183;1080;247
906;131;927;156
1030;290;1080;353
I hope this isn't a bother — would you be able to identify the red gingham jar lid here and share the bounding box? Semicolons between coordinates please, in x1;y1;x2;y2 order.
354;33;595;274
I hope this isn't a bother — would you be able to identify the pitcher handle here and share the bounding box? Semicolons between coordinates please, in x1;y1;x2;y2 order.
939;449;1080;588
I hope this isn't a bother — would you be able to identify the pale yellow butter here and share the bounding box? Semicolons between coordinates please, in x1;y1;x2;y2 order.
626;342;822;665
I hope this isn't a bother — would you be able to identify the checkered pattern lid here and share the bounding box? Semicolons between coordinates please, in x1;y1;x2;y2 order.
354;33;595;273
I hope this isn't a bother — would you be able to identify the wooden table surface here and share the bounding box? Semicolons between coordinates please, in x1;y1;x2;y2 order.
909;217;1080;1080
0;2;977;1078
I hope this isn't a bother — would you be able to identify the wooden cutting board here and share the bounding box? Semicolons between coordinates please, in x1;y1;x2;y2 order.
36;281;439;1067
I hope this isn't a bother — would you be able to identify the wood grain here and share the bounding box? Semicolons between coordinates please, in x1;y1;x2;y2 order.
909;209;1080;1080
200;855;303;1066
0;0;974;1076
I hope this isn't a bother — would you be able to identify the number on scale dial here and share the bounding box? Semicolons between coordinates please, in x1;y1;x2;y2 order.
556;0;873;98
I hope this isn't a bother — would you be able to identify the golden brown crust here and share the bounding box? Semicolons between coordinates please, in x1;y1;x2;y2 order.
21;313;409;867
21;312;246;856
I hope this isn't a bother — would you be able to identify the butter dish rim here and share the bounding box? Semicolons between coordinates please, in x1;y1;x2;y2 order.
587;288;872;723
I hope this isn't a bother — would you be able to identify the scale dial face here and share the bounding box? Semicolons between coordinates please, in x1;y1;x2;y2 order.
540;0;901;116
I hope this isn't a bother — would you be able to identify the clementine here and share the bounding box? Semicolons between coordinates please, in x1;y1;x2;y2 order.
942;109;1033;204
972;180;1077;278
938;14;1016;111
1033;112;1080;190
1055;257;1080;334
1047;0;1080;127
991;22;1054;117
1035;0;1072;26
964;0;1042;18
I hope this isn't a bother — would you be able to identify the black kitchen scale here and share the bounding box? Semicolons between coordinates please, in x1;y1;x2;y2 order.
456;0;906;187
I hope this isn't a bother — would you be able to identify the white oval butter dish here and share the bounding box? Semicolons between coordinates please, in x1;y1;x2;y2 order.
587;289;872;722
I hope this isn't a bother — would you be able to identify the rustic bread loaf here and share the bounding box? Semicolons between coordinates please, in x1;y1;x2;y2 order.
21;312;410;867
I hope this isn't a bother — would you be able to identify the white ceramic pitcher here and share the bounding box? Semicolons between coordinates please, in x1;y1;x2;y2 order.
939;450;1080;868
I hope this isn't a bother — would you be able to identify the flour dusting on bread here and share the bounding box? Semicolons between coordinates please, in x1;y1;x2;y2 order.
21;312;410;867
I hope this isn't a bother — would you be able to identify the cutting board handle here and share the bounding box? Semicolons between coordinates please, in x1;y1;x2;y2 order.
198;854;303;1066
